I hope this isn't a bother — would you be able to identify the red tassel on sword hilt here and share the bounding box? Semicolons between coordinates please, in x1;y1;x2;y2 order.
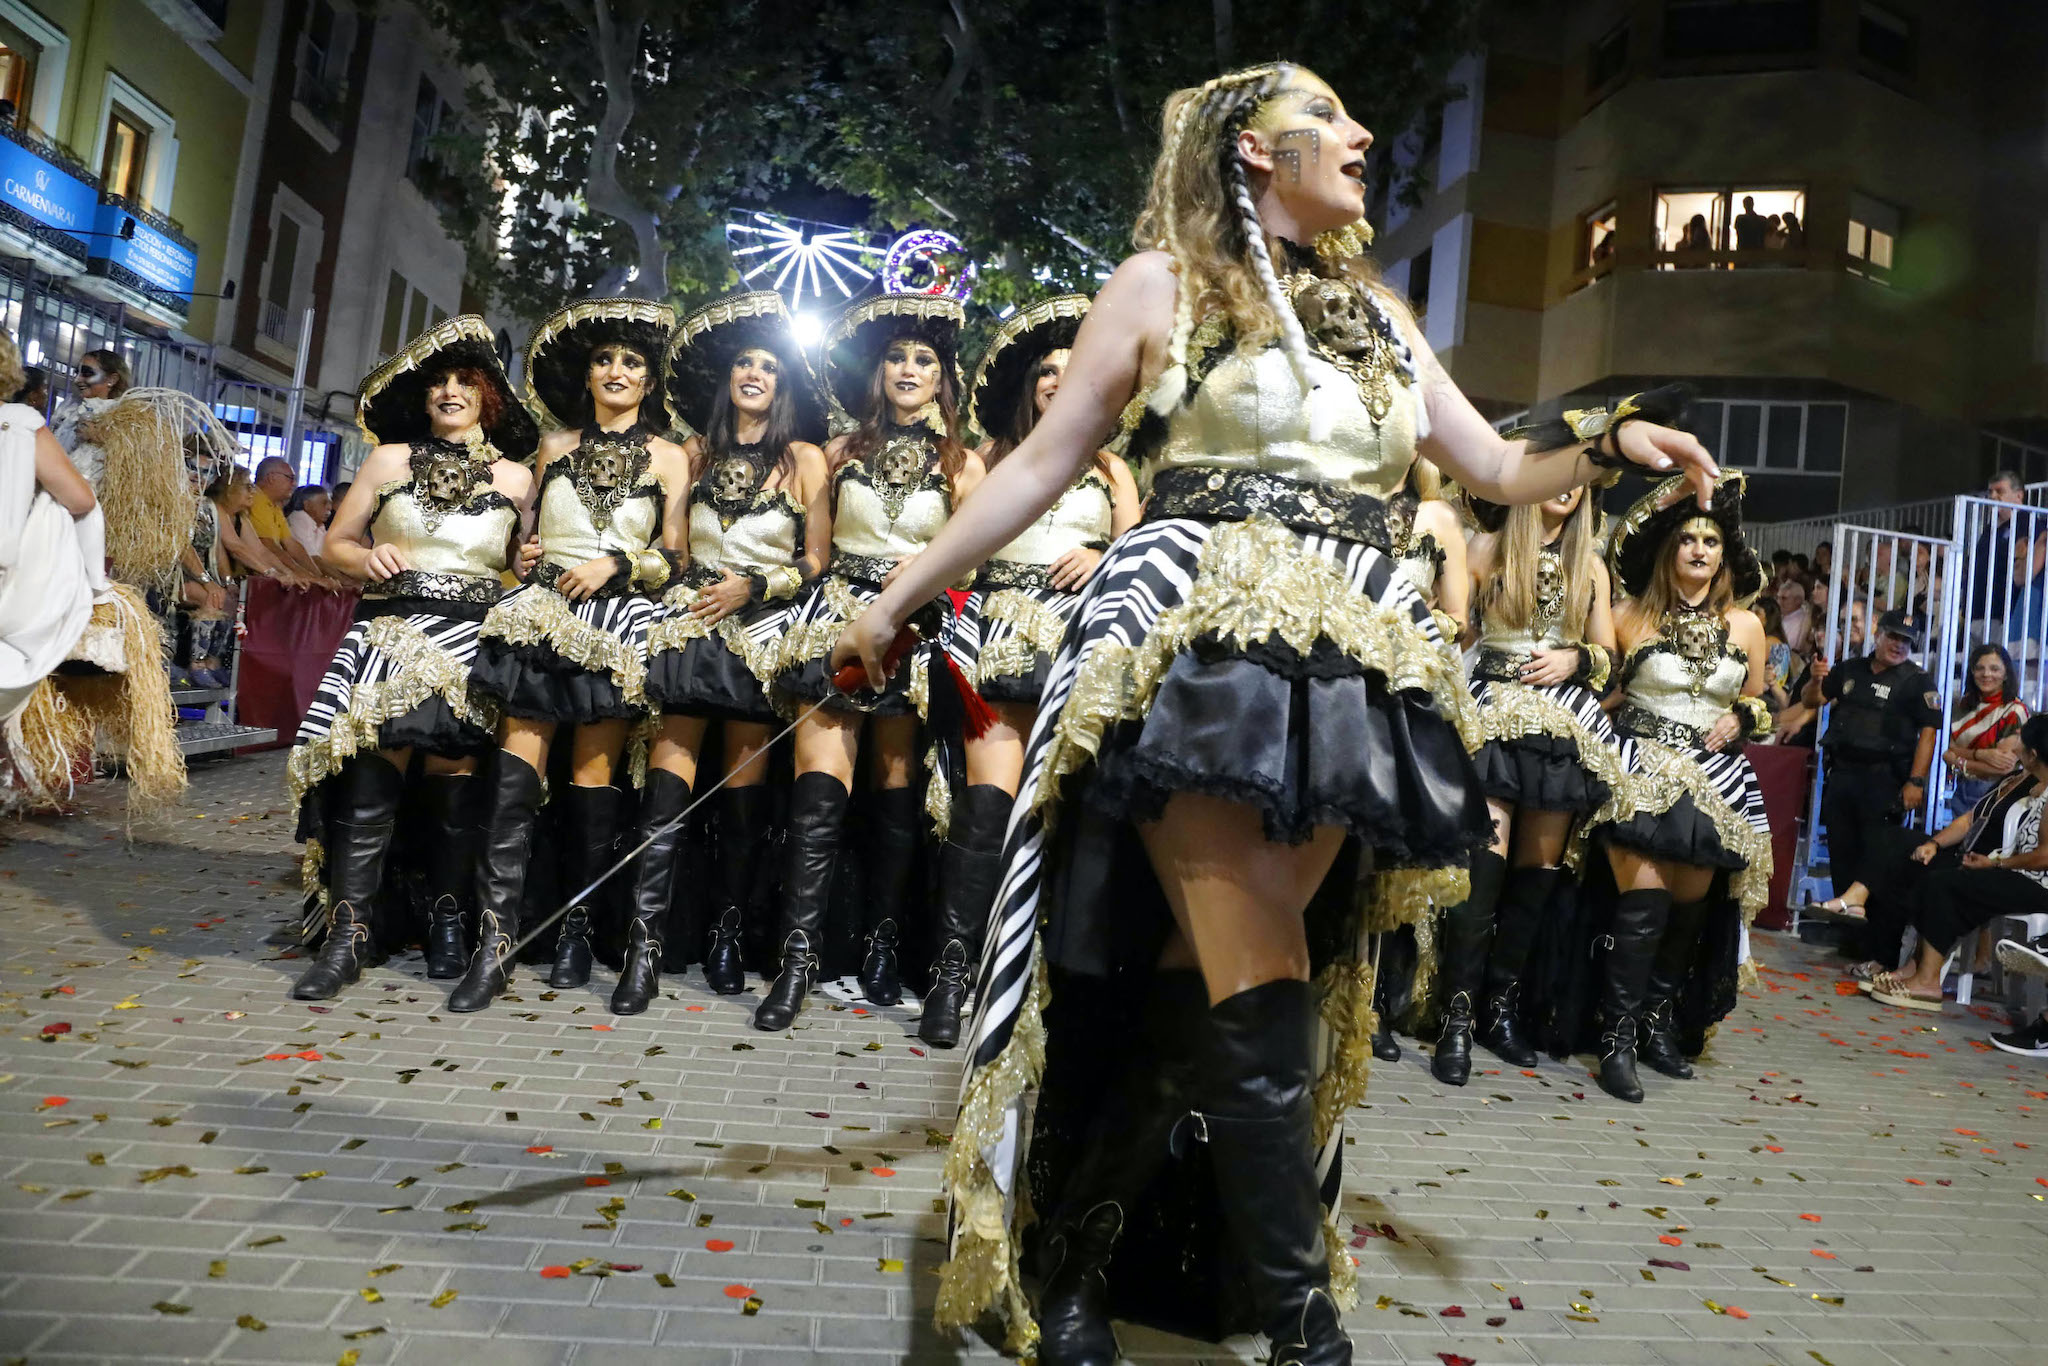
939;648;997;739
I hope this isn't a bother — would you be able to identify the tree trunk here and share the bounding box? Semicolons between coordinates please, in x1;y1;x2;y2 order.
936;0;991;124
583;0;666;299
1102;0;1133;139
1213;0;1233;70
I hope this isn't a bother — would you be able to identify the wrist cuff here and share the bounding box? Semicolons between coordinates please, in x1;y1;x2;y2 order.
1731;694;1773;741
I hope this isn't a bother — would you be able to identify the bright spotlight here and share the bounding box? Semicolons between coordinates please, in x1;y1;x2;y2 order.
790;312;825;350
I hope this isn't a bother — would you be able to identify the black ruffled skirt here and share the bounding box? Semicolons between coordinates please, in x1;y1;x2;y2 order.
469;584;654;725
1469;677;1624;816
775;573;926;717
948;583;1082;705
645;593;793;725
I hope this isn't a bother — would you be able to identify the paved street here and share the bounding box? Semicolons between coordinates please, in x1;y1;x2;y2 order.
1;753;2043;1365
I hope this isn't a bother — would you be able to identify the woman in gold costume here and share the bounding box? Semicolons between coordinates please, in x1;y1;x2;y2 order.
451;301;689;1014
286;318;538;1002
753;293;983;1031
835;62;1718;1365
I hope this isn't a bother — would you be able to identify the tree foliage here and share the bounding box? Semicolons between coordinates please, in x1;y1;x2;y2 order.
423;0;1483;323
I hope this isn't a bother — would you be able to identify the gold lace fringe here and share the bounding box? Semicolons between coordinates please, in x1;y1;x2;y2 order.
1478;680;1639;841
480;587;647;705
286;616;498;817
924;741;951;839
1032;517;1481;825
1621;738;1775;922
648;609;786;695
972;588;1072;686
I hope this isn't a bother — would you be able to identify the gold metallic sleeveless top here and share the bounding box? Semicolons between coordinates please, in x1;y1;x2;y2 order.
1619;608;1750;743
537;426;663;572
991;467;1113;568
831;428;951;574
1387;491;1444;603
368;439;518;605
687;443;802;577
1479;545;1573;657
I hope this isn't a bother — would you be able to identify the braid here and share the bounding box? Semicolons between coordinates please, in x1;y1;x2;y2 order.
1226;132;1324;435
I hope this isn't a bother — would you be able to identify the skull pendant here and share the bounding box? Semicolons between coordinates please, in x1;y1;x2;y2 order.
1675;614;1718;661
423;454;472;506
711;458;757;506
876;438;923;488
1294;279;1374;356
1534;551;1565;621
585;447;625;493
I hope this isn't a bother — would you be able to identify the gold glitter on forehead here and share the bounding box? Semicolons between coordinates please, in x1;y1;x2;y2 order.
1680;516;1722;539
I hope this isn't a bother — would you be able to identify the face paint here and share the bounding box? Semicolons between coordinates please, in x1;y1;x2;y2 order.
1272;128;1320;184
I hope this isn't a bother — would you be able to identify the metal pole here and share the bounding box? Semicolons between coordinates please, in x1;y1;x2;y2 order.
280;306;315;480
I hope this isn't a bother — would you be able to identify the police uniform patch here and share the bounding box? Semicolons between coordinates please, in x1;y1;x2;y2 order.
1925;691;1940;711
1843;679;1855;694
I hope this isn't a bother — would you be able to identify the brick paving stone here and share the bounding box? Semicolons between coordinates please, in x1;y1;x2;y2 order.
4;752;2048;1363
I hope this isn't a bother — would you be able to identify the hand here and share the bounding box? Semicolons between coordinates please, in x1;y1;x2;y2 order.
1803;656;1830;704
1943;744;1967;770
1963;852;1994;870
558;555;620;602
880;554;916;590
1899;779;1926;811
1518;646;1578;688
1047;546;1104;592
1703;713;1742;753
205;583;228;613
517;537;545;576
691;570;751;626
1911;841;1939;865
1983;747;2020;775
831;601;906;692
364;543;410;582
1616;420;1719;511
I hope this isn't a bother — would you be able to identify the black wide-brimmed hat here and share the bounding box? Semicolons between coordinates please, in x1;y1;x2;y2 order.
357;314;538;459
523;297;678;432
664;291;828;444
1608;470;1765;608
966;294;1089;443
821;293;964;424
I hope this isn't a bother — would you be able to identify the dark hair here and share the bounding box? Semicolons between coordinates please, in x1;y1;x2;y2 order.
696;343;800;483
1815;541;1832;553
987;345;1114;479
331;481;352;506
12;364;45;404
426;365;505;435
2020;711;2048;759
573;340;652;428
286;483;327;515
1965;642;2021;707
839;334;967;481
1792;553;1810;569
1755;594;1783;638
1771;549;1792;564
1900;523;1923;536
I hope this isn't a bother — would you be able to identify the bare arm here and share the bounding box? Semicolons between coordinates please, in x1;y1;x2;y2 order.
1417;500;1467;629
1585;558;1617;655
795;443;833;582
320;444;411;581
33;427;94;516
651;438;691;554
1104;454;1142;538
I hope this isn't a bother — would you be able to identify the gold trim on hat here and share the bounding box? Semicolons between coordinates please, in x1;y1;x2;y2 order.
523;297;679;431
356;315;502;444
965;294;1090;440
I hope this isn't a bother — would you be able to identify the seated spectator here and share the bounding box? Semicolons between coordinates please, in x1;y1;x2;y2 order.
208;469;303;587
329;480;352;510
1813;541;1833;588
1757;595;1792;710
286;484;330;558
1945;643;2029;811
1862;714;2048;1009
249;456;332;584
1771;548;1794;585
1777;575;1814;660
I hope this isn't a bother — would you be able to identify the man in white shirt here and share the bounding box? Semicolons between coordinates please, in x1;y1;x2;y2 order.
287;485;330;558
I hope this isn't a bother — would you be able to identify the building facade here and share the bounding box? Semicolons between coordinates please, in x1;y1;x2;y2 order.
1371;0;2048;522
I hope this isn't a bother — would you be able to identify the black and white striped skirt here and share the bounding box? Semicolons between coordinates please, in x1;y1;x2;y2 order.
1602;731;1773;920
775;573;929;718
469;584;654;725
645;589;795;726
947;584;1081;705
935;513;1489;1347
1470;676;1627;816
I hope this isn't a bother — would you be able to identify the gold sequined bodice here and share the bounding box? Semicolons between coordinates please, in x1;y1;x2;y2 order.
1623;612;1750;735
1139;288;1421;502
687;490;802;577
992;468;1113;566
537;428;663;571
832;431;951;562
1479;545;1573;656
368;440;518;589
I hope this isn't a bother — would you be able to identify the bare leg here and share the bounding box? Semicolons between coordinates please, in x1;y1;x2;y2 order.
721;721;774;787
963;702;1030;797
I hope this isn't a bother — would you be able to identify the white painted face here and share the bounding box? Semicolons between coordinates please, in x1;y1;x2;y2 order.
588;343;651;410
426;371;482;438
882;338;942;418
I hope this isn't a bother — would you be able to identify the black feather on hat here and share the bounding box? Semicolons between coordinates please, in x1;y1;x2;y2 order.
357;315;538;460
1607;470;1764;608
523;298;678;433
664;292;828;445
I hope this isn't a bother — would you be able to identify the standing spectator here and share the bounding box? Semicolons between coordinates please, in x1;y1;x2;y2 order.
1968;471;2026;631
1944;644;2029;812
1765;213;1787;250
1777;576;1814;660
1809;607;1942;899
249;456;329;583
1771;548;1794;585
12;365;47;413
1733;195;1770;250
1814;540;1834;586
286;484;330;558
1781;210;1805;249
1681;213;1712;252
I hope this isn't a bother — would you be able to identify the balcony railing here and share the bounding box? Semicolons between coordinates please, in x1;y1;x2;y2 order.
259;300;300;346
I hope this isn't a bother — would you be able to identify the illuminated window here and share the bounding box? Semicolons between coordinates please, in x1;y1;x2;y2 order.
1654;186;1805;265
1587;23;1628;93
101;104;151;203
0;19;37;128
1847;192;1900;284
1858;3;1914;77
1582;204;1618;271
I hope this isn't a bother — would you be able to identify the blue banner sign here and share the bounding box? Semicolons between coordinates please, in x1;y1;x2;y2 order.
91;202;197;298
0;135;95;241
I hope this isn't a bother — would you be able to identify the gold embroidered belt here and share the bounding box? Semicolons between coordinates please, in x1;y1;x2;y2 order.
529;558;634;598
975;559;1062;592
1147;467;1393;550
1616;702;1707;752
828;551;897;587
366;570;502;606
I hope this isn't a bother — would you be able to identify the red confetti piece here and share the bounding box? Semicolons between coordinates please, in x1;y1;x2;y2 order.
1954;1128;1979;1136
686;1005;705;1012
1648;1258;1690;1271
705;1239;735;1252
1438;1355;1476;1366
1936;1179;1953;1187
1659;1235;1684;1246
262;1053;290;1061
38;1096;67;1109
1485;1316;1507;1327
55;985;74;995
1904;1178;1925;1185
1509;1296;1524;1310
591;1024;613;1032
870;1167;896;1178
292;1050;323;1061
539;1266;570;1279
839;1218;853;1226
1440;1305;1464;1317
909;1047;926;1057
583;1176;610;1187
1798;1213;1822;1222
40;1022;71;1035
1725;1306;1751;1320
723;1284;754;1298
1811;1249;1836;1259
807;1112;830;1119
526;1146;554;1155
1764;1145;1784;1153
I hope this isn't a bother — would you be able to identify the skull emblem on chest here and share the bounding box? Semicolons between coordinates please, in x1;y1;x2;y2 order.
1293;279;1374;356
422;454;473;506
710;458;757;506
1673;613;1721;662
1534;552;1564;619
876;437;924;488
583;445;627;493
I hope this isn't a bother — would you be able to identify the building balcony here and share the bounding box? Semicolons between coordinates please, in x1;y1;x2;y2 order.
0;122;100;277
75;193;198;326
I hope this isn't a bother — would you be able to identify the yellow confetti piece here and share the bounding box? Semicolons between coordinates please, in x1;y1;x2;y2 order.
743;1295;763;1315
235;1314;266;1332
233;1166;269;1175
114;999;140;1009
294;1170;325;1182
247;1235;284;1248
359;1288;383;1304
429;1289;458;1308
1811;1294;1845;1306
877;1258;904;1273
339;1354;360;1366
444;1221;488;1232
654;1273;676;1288
208;1261;227;1278
1660;1177;1686;1186
668;1188;697;1202
393;1176;417;1189
340;1326;385;1340
643;1118;662;1130
86;1153;105;1166
368;1264;401;1278
16;1183;45;1194
153;1302;190;1315
138;1165;196;1184
1809;1353;1837;1366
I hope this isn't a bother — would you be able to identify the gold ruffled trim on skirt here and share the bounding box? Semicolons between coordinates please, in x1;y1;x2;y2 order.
1620;737;1774;922
777;574;934;715
479;586;647;705
647;608;786;695
1476;680;1638;839
936;950;1049;1352
1032;516;1481;826
971;587;1074;686
285;616;499;818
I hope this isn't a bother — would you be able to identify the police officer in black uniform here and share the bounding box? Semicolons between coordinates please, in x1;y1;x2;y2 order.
1805;607;1942;899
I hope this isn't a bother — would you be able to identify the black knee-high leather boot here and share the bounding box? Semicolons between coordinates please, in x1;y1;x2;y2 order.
856;786;922;1006
448;754;543;1013
1598;888;1672;1103
919;784;1009;1048
1200;980;1352;1365
1477;862;1558;1068
1432;850;1506;1086
551;784;621;989
613;769;691;1015
417;773;477;980
704;785;771;995
1640;896;1710;1079
292;755;405;1000
1034;971;1209;1366
753;773;849;1031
